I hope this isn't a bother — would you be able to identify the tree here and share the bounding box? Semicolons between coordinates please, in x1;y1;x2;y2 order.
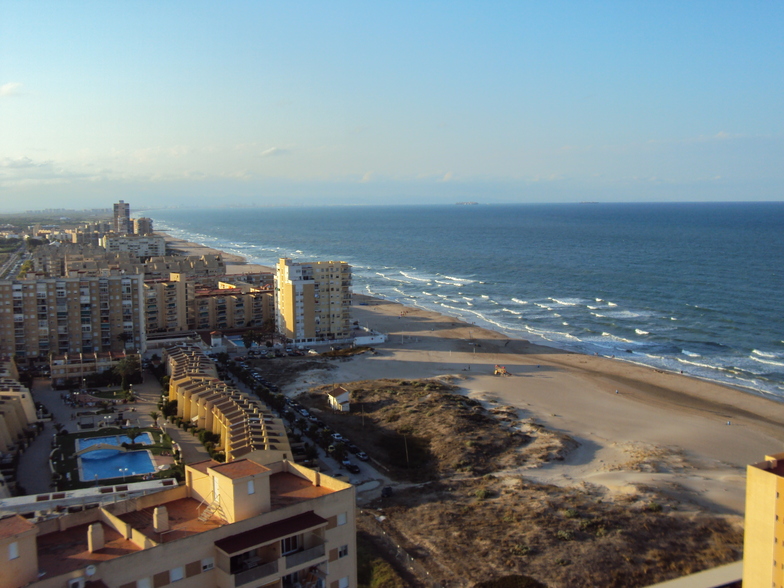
117;331;133;349
114;356;141;391
241;330;258;350
149;411;160;426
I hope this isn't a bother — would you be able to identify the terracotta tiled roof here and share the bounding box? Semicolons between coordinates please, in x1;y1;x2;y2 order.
0;514;36;539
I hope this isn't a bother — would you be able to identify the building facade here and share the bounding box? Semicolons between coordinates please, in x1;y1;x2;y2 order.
0;457;356;588
275;259;352;347
743;452;784;587
102;235;167;259
113;200;131;235
133;217;154;235
0;275;146;361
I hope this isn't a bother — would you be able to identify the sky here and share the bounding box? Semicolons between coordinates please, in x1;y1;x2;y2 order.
1;1;782;211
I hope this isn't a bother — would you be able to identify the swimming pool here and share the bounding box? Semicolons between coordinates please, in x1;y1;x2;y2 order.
77;433;156;481
76;433;154;451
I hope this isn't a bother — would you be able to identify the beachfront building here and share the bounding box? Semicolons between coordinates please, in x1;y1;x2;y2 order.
165;345;291;462
0;455;356;588
113;199;132;235
0;275;146;363
275;258;352;347
326;386;350;413
102;235;167;259
133;217;154;235
743;452;784;586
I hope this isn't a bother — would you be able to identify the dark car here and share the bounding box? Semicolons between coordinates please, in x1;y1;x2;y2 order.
381;486;393;498
347;443;360;454
345;463;361;474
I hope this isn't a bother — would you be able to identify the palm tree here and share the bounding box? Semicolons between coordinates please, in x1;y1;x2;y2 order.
114;356;141;391
149;411;160;426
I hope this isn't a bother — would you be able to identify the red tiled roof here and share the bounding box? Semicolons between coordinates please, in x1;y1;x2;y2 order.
0;515;36;539
210;459;269;480
214;511;327;555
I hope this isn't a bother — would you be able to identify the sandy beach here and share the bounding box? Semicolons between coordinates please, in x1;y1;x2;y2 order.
286;293;784;517
156;231;783;516
158;232;273;274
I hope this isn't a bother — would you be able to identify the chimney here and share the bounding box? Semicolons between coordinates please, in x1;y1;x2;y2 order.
87;522;105;552
153;506;169;533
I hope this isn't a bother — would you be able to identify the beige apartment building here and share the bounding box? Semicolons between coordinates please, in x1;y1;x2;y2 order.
0;357;38;498
0;275;146;361
275;259;352;347
144;279;273;335
102;235;167;259
49;350;140;388
0;455;356;588
133;217;154;235
743;452;784;587
165;346;290;462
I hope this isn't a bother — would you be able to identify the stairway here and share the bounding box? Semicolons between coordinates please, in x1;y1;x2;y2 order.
198;496;226;523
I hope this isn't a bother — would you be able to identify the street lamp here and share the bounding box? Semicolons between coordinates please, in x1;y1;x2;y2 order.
119;467;128;482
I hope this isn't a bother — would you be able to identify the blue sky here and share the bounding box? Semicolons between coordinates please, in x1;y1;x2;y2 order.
1;1;782;211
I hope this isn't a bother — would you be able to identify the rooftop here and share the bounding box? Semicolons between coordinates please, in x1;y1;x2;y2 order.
37;521;141;577
210;459;270;480
0;514;35;539
117;497;222;543
269;472;334;510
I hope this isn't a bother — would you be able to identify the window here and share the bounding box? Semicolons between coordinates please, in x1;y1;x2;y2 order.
247;480;255;495
339;544;348;558
201;557;214;572
170;567;184;583
8;541;19;560
339;577;349;588
337;512;347;526
137;579;151;588
281;535;299;555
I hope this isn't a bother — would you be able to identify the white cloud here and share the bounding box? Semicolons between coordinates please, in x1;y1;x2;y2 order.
360;171;374;183
440;171;454;182
0;82;23;97
261;147;288;157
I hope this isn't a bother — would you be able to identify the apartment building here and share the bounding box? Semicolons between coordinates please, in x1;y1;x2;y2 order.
113;200;132;235
275;259;352;347
0;357;37;498
0;456;356;588
0;275;146;361
133;217;154;236
742;452;784;586
102;235;167;259
192;284;273;332
165;346;290;462
145;280;191;334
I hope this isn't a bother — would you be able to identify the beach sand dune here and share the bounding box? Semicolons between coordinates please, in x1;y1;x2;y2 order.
288;293;784;515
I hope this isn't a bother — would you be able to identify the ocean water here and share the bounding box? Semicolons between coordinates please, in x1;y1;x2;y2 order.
148;203;784;399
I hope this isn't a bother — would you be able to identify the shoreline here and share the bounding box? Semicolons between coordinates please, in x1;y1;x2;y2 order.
154;232;782;514
157;231;274;274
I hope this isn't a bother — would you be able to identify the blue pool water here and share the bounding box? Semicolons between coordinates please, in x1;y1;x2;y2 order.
77;433;156;481
81;450;155;481
76;433;154;451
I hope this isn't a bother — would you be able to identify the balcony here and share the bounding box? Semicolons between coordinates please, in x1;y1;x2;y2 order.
285;542;325;568
233;560;279;587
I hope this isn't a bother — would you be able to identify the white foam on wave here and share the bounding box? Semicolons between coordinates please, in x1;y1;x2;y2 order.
399;271;432;283
462;296;474;301
753;349;780;359
440;274;477;284
534;303;552;310
607;302;618;307
435;280;463;286
596;298;603;302
376;272;412;284
591;312;606;318
682;350;701;357
549;298;582;306
481;295;489;299
635;329;649;335
502;309;523;316
750;355;784;368
587;305;599;310
511;298;528;305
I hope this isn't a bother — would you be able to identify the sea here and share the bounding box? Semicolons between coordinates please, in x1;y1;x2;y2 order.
147;202;784;400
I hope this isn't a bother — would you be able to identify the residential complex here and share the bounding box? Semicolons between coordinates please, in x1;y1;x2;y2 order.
0;358;38;498
0;456;356;588
275;259;352;347
165;345;291;462
0;275;146;361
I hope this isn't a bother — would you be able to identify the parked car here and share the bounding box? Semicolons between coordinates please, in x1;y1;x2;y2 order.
331;433;343;441
345;463;361;474
347;443;360;454
356;451;369;461
299;409;310;417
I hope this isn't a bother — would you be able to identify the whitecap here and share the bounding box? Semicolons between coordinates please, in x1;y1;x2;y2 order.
635;329;649;335
752;349;780;359
511;298;528;305
607;302;618;307
682;350;701;357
